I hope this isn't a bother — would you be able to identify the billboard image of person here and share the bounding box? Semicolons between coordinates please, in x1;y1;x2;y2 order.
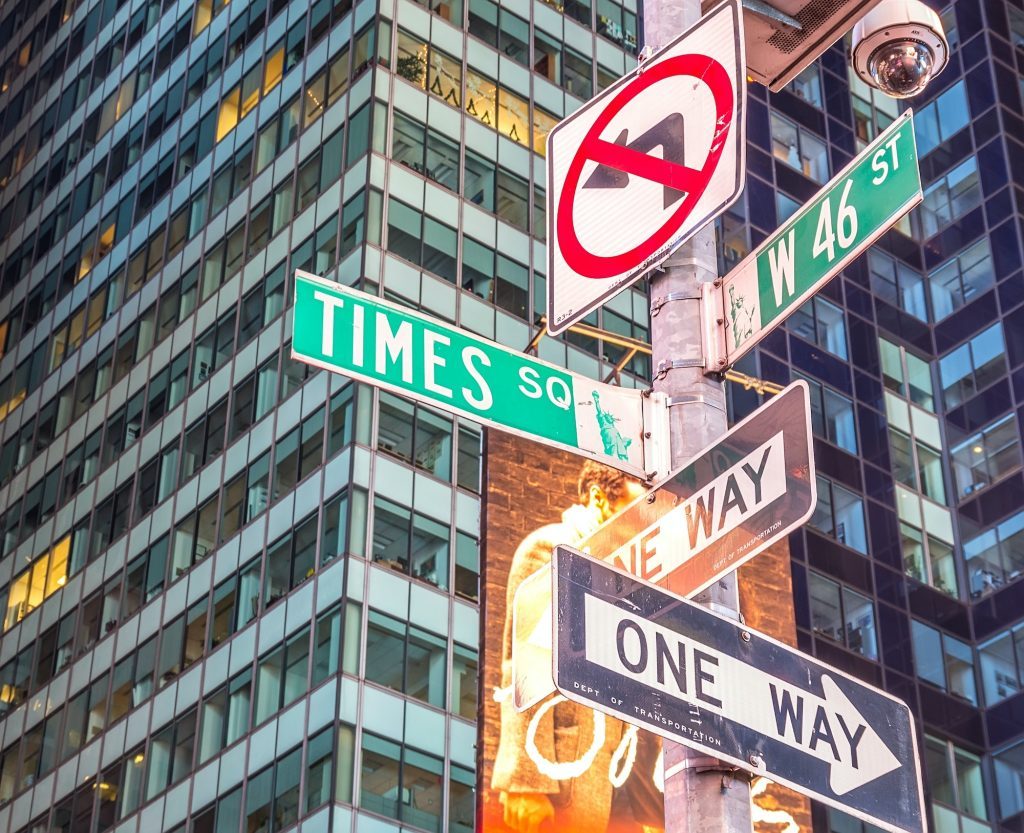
479;429;810;833
480;435;664;833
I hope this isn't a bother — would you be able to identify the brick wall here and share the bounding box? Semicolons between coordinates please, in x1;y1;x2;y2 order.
479;430;584;827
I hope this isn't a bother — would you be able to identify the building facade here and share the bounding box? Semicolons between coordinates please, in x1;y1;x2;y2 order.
0;0;1019;830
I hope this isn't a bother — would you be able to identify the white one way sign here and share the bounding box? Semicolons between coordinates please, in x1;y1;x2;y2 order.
553;547;926;833
511;380;814;711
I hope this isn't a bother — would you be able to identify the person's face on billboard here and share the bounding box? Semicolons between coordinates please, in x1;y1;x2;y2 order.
587;480;646;525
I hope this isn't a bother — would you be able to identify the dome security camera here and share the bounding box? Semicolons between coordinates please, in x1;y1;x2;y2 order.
851;0;950;99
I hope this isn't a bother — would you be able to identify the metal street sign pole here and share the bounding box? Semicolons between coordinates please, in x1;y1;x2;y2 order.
290;270;671;479
709;112;923;368
551;547;927;833
643;1;751;831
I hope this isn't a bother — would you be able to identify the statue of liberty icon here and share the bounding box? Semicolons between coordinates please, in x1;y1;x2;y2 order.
729;285;756;349
592;391;632;461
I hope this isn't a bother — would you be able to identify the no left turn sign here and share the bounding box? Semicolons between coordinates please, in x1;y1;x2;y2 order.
546;0;745;335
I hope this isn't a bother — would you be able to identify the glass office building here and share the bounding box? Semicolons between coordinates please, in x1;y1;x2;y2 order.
0;0;1020;830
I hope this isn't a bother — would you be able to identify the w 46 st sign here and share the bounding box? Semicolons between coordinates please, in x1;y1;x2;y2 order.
707;112;922;367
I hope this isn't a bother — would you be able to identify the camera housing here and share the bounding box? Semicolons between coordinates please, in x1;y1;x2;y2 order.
851;0;949;98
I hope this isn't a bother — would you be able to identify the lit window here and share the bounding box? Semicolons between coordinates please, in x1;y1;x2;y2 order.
263;47;284;94
964;511;1024;598
770;112;829;182
950;413;1021;500
913;624;978;704
810;475;867;554
939;323;1006;409
979;624;1024;706
193;0;229;35
532;107;558;158
808;571;878;660
924;736;990;831
431;46;464;107
2;536;70;631
396;31;428;87
216;85;241;142
929;238;994;320
919;157;982;238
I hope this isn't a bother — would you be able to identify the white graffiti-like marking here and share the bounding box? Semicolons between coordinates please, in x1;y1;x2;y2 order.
496;686;664;792
751;777;801;833
524;695;607;780
609;724;639;788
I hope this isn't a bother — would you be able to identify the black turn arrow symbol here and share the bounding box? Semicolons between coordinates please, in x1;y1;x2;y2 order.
583;113;687;209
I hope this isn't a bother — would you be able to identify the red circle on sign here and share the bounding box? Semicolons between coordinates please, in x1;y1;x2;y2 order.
557;54;734;279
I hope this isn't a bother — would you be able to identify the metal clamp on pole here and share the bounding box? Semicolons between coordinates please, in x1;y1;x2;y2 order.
651;290;701;317
664;756;731;777
655;357;705;379
665;393;727;412
664;756;757;783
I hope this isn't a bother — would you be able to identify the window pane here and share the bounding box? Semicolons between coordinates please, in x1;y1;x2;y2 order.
402;748;443;833
913;622;946;688
365;611;405;692
411;513;449;589
373;497;411;573
407;626;446;707
451;643;478;718
841;587;877;660
360;734;401;820
945;636;977;705
809;572;842;642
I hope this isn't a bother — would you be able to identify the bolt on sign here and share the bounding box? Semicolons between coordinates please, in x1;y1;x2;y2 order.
546;0;745;335
710;111;922;368
291;271;671;479
552;547;927;833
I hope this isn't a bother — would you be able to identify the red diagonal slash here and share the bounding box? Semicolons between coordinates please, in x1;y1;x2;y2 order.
556;54;734;280
588;137;707;194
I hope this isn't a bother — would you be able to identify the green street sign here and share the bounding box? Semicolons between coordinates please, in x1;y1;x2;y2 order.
717;110;922;366
291;271;669;479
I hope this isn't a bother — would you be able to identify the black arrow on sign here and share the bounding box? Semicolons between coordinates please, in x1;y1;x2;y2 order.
583;113;687;209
